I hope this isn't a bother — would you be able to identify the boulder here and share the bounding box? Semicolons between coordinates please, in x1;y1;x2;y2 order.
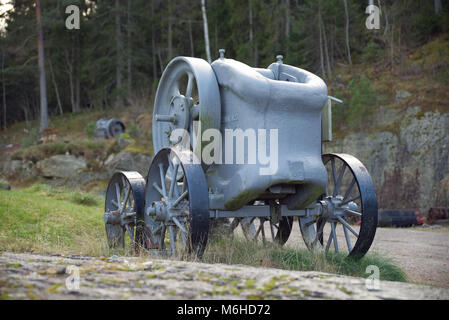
105;151;152;177
0;177;11;190
0;159;38;180
36;154;87;178
395;90;412;101
1;160;23;175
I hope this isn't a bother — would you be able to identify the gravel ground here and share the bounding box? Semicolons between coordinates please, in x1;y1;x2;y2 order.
1;251;448;300
283;223;449;288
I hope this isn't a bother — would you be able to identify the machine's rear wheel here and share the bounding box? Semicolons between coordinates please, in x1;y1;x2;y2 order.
232;202;293;245
104;171;145;252
142;148;210;258
299;153;378;258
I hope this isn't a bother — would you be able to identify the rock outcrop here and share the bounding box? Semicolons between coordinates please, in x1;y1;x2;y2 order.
1;252;448;300
36;155;87;179
325;106;449;213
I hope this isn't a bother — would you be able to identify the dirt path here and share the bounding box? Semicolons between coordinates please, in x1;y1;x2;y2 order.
284;223;449;287
1;251;448;300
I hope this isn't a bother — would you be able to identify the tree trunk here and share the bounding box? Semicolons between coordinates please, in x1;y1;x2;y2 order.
127;0;132;97
343;0;352;65
320;12;332;78
48;59;63;115
36;0;49;131
249;0;254;65
188;19;195;57
380;0;390;37
151;0;157;85
75;33;80;112
1;50;6;130
64;49;77;113
285;0;290;38
201;0;212;63
318;6;326;79
115;0;122;106
434;0;442;15
168;0;173;60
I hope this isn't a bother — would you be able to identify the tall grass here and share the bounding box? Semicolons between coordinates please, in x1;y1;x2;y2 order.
202;236;407;283
0;184;407;283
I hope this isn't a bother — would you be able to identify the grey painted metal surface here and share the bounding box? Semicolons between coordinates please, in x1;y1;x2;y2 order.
96;118;125;139
207;57;328;210
153;55;329;211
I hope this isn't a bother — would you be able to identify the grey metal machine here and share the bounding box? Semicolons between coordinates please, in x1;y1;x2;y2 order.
104;51;378;258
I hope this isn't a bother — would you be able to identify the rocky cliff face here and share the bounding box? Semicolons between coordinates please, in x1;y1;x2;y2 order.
324;105;449;213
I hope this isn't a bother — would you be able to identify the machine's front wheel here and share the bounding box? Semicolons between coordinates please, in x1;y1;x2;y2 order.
299;153;378;258
142;148;210;258
104;171;145;252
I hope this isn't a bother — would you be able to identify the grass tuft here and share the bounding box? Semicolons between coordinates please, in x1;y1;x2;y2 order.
202;236;407;283
70;192;100;207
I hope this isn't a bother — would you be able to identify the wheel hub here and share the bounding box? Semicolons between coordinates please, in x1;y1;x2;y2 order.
321;195;358;221
147;200;188;226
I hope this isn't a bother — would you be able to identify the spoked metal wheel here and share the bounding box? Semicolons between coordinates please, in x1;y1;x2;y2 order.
152;57;221;157
231;202;293;245
142;148;210;258
104;171;146;251
299;153;378;258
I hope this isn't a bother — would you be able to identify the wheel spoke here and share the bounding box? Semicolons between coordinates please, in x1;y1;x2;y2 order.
125;224;134;243
316;218;326;242
180;228;187;249
115;183;122;210
173;190;188;208
260;219;266;243
344;209;362;217
343;177;356;202
270;222;275;241
158;163;167;197
325;227;333;252
336;216;359;237
169;163;179;199
172;216;187;234
159;226;166;250
342;224;353;252
152;224;163;237
334;163;346;196
341;195;361;206
331;222;339;252
230;218;240;231
254;221;263;239
152;182;165;197
111;200;119;208
121;185;131;213
169;226;177;256
186;73;194;99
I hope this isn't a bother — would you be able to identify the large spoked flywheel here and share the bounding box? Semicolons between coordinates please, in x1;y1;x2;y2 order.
142;148;210;258
152;57;221;158
299;153;378;258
